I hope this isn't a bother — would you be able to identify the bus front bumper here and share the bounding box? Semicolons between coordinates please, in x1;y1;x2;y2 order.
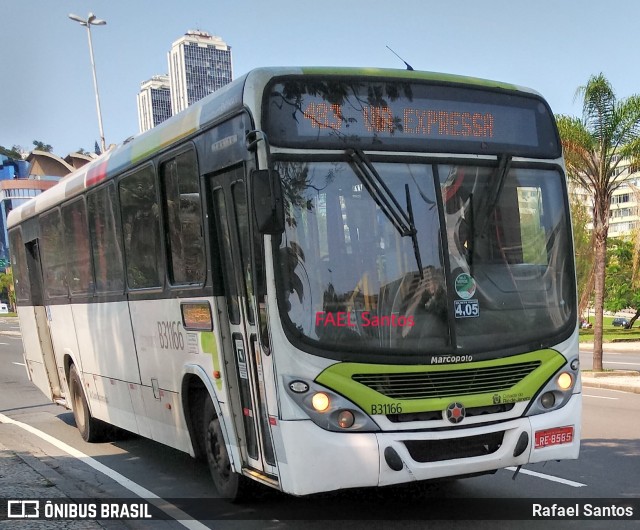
276;393;581;496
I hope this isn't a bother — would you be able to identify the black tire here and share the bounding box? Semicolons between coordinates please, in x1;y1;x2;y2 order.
203;398;250;501
68;364;105;443
189;389;207;460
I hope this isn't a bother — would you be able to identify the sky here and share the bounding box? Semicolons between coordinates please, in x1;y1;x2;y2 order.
2;0;640;156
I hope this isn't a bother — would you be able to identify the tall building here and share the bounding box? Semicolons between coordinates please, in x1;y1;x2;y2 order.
609;160;640;237
137;75;173;132
168;30;233;114
571;157;640;238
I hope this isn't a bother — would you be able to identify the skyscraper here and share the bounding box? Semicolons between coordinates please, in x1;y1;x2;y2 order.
137;75;172;133
168;30;233;114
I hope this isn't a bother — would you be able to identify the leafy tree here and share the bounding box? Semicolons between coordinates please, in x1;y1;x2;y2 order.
557;74;640;370
570;194;595;318
32;140;53;152
0;270;15;312
0;145;22;159
603;238;638;322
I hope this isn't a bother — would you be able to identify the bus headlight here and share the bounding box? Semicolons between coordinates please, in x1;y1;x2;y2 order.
284;376;380;432
312;392;330;412
337;410;355;429
540;392;556;409
526;358;579;417
557;372;573;390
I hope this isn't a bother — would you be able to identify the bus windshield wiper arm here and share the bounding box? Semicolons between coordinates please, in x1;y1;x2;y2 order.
347;148;423;278
476;154;512;237
405;183;423;279
347;148;412;236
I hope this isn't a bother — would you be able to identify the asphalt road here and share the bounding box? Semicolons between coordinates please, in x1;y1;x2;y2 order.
579;347;640;371
1;317;639;528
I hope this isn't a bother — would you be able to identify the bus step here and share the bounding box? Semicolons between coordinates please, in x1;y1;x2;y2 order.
242;468;279;489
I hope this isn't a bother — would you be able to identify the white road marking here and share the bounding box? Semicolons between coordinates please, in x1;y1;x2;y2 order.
605;361;640;366
505;467;586;488
12;362;26;367
584;394;619;400
0;412;209;529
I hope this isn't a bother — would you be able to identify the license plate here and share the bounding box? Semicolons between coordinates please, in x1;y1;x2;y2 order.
535;426;574;448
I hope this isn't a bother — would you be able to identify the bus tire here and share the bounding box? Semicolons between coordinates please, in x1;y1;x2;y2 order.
203;398;250;501
68;364;105;443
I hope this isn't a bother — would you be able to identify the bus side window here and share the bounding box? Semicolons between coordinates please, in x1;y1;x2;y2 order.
61;198;94;296
119;165;163;290
87;183;124;294
39;209;68;299
160;150;205;286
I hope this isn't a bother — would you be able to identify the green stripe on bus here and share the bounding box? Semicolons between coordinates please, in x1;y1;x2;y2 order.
299;67;521;92
130;107;202;164
315;349;566;414
200;332;223;391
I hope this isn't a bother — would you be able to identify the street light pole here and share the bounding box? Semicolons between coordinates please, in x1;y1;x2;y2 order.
68;12;107;154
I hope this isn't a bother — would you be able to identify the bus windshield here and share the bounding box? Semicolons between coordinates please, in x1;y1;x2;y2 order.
274;158;575;358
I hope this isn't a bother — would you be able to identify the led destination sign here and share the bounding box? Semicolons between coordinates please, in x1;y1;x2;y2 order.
302;102;496;139
265;78;561;157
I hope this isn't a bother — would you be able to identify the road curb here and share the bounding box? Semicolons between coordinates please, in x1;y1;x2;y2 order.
582;380;640;394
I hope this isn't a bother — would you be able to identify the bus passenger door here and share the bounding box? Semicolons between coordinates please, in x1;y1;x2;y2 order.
22;238;64;401
209;166;277;480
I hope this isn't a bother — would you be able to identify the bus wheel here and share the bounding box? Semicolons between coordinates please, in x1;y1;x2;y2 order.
203;398;249;501
68;364;105;443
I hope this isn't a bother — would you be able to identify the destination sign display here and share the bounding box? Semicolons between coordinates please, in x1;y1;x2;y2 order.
264;78;560;157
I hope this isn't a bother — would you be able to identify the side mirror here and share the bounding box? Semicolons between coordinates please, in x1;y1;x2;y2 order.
251;169;284;234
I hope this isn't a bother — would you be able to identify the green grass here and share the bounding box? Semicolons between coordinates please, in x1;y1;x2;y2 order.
579;315;640;342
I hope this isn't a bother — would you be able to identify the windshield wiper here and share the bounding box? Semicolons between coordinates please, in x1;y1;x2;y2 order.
475;154;512;237
347;148;423;278
405;183;423;278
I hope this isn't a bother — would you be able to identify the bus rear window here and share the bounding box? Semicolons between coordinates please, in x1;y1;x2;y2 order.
8;229;30;303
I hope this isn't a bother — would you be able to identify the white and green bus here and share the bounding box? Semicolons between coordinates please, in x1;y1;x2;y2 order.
8;67;580;500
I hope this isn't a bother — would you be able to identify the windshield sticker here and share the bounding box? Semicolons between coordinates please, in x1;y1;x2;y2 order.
454;273;476;299
454;299;479;318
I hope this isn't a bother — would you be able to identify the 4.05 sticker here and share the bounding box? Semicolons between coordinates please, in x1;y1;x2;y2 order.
454;299;479;318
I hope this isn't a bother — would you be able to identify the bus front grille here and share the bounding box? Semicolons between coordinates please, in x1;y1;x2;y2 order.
352;361;540;400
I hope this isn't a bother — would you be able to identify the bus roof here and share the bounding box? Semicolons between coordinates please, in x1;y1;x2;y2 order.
7;66;539;228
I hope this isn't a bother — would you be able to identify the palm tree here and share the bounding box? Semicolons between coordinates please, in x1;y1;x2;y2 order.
557;73;640;371
569;194;595;319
